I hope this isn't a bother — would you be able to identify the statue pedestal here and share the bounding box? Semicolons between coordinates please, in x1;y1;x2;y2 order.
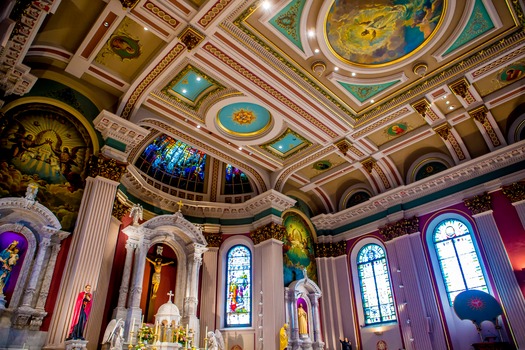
155;341;183;350
65;339;88;350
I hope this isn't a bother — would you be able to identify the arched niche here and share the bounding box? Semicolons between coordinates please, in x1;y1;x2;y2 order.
0;193;69;329
285;274;324;350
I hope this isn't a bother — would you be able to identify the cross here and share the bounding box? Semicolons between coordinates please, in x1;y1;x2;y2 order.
302;267;308;280
167;290;174;303
177;200;184;212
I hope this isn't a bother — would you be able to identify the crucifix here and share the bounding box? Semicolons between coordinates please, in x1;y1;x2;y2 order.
177;200;184;212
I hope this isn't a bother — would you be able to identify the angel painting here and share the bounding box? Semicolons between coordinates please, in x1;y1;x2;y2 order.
207;329;224;350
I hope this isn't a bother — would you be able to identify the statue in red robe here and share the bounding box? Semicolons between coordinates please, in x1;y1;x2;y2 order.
67;285;93;340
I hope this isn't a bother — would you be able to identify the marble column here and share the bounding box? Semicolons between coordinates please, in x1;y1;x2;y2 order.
199;235;219;346
465;193;525;348
36;242;64;311
113;241;137;320
21;236;51;307
183;243;207;347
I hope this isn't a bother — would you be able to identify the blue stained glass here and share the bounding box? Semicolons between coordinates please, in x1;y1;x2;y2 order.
357;244;396;325
135;135;207;193
224;164;253;195
226;245;251;327
433;219;488;305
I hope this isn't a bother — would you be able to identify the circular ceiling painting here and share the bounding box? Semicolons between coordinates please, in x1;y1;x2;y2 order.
216;102;272;137
325;0;445;66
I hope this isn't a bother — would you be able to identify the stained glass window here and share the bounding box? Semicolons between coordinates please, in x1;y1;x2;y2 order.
357;244;397;325
226;245;251;327
224;164;253;195
135;135;207;193
433;219;488;305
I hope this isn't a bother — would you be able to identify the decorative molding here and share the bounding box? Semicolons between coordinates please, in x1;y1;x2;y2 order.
250;222;286;245
502;180;525;203
178;26;205;51
469;105;488;123
314;241;346;257
464;192;492;215
113;199;131;221
379;217;419;241
119;0;140;9
204;232;222;247
198;0;234;28
89;154;128;182
334;139;351;155
434;123;451;140
361;158;375;174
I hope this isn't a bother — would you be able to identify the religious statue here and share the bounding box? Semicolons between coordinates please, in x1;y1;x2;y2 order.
146;257;174;298
207;329;224;350
67;284;93;340
297;304;308;335
102;318;125;350
279;323;288;350
129;203;143;226
0;240;20;297
340;337;352;350
24;182;38;202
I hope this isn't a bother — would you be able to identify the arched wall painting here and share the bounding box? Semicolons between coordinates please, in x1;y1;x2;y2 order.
282;212;318;286
325;0;445;65
0;232;28;304
0;103;93;231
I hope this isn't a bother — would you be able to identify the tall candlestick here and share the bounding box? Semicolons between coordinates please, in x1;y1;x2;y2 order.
129;318;135;343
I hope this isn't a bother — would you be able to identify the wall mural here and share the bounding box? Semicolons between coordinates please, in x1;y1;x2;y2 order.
0;103;93;231
282;211;318;286
325;0;444;65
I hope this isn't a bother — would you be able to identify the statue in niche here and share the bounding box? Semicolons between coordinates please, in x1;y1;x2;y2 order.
146;256;174;299
297;304;308;335
0;240;20;297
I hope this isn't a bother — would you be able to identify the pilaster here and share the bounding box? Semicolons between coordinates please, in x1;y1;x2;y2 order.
465;193;525;348
502;180;525;229
199;235;219;346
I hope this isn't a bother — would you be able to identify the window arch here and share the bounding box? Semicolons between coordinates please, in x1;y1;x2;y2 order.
357;244;397;325
225;245;252;327
432;218;488;305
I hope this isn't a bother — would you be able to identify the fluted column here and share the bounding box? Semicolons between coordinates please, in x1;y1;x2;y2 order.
183;243;207;347
36;243;62;311
465;193;525;348
113;241;137;320
44;154;127;349
309;294;322;343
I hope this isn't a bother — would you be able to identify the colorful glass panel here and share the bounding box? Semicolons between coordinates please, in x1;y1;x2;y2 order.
135;135;207;193
224;164;253;195
357;244;396;325
433;219;488;305
226;245;251;327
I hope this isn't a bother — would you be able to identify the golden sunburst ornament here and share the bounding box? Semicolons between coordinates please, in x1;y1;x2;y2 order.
232;108;256;125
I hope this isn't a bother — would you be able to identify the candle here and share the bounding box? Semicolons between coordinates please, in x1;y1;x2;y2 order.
141;315;144;326
129;317;135;343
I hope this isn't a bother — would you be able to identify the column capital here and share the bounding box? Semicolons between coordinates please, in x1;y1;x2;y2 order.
314;241;346;258
502;180;525;203
464;192;492;215
250;222;286;245
88;153;128;182
204;232;222;248
113;199;131;220
379;217;419;241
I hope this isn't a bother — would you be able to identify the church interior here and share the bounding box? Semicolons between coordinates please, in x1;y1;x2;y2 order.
0;0;525;349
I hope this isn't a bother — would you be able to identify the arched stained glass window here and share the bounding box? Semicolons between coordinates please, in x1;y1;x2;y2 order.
226;245;251;327
357;244;396;325
433;218;488;305
135;135;207;193
224;164;253;195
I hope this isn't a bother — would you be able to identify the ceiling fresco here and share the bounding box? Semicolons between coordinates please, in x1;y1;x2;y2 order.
9;0;525;217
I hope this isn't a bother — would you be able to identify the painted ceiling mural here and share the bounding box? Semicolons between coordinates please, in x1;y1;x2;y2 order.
325;0;445;65
0;104;93;231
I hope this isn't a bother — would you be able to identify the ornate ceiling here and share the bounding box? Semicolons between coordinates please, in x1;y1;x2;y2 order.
2;0;525;221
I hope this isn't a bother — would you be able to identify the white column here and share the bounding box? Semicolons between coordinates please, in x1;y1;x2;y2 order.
113;240;137;320
255;238;284;350
183;244;206;347
44;175;121;348
21;236;51;307
511;200;525;229
309;294;322;343
472;211;525;348
200;247;218;346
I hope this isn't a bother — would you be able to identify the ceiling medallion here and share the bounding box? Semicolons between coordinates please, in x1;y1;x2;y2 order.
413;62;428;77
232;109;256;125
311;61;326;77
179;26;205;51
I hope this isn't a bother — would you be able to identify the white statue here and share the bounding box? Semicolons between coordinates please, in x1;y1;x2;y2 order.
129;203;143;226
24;182;38;202
207;329;224;350
102;318;125;350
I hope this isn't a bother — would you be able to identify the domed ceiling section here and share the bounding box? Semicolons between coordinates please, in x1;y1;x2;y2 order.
324;0;445;66
216;102;272;137
133;134;257;203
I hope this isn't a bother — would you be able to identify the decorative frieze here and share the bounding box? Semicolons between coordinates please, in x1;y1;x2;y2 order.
314;241;346;258
250;222;286;245
502;181;525;203
464;192;492;214
88;154;128;182
379;217;419;241
204;232;222;247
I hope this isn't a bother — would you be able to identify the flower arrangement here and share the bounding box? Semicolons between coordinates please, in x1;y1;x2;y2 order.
138;324;155;344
